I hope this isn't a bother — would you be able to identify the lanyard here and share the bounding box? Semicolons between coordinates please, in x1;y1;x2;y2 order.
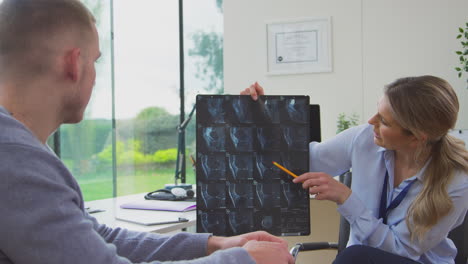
378;170;416;224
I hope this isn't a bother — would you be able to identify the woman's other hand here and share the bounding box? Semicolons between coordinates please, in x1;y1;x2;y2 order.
241;82;265;101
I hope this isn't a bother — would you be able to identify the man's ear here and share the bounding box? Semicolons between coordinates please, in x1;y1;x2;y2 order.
64;48;81;82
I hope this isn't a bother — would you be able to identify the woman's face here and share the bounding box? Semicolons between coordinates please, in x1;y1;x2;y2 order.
368;96;417;151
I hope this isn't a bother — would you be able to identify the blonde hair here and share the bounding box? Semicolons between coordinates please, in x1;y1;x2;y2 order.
385;75;468;241
0;0;95;78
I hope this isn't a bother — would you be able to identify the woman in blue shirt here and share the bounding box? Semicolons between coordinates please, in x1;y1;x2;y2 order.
242;76;468;264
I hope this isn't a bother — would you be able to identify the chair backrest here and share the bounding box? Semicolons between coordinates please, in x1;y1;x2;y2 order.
448;211;468;264
309;104;321;143
337;171;352;253
338;171;468;263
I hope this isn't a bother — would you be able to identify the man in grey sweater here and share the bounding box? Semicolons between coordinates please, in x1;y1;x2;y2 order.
0;1;294;263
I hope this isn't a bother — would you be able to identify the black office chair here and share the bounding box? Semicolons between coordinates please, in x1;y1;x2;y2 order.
451;213;468;264
290;171;468;264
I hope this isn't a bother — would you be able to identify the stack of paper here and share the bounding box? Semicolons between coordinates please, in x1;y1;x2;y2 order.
120;200;196;212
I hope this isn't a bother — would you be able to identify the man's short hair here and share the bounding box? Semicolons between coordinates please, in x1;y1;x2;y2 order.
0;0;96;78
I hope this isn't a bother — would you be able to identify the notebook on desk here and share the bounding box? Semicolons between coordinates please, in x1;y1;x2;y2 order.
120;200;196;212
115;209;190;226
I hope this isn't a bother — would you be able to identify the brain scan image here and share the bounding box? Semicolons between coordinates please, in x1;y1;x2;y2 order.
228;210;253;234
199;211;226;235
258;98;280;123
285;98;308;124
283;126;309;151
255;153;282;181
200;183;226;209
231;97;254;123
229;127;254;151
228;154;253;180
256;127;281;151
202;127;226;151
196;95;310;236
227;182;253;208
199;154;226;180
206;97;226;123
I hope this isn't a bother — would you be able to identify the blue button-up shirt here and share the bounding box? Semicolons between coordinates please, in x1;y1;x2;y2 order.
309;124;468;264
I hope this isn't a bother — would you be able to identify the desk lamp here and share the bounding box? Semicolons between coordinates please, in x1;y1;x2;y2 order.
166;103;196;191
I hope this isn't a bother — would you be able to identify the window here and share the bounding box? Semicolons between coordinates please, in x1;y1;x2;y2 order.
53;0;224;201
184;0;224;187
56;1;114;201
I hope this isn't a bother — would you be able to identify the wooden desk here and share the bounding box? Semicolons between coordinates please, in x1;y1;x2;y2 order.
85;193;196;233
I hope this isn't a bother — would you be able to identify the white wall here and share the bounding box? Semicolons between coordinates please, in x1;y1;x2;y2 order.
224;0;468;140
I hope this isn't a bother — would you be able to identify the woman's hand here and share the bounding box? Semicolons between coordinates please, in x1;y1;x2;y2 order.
240;82;265;101
293;172;352;204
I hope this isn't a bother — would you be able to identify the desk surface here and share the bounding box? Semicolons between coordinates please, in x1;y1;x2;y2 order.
85;193;196;234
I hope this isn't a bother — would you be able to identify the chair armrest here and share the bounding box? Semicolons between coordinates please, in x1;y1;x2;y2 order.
290;242;339;260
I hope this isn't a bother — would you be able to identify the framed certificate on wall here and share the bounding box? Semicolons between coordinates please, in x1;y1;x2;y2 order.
266;17;332;75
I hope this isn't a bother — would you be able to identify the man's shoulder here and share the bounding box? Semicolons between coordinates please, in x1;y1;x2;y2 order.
0;109;68;184
0;115;80;203
0;108;47;152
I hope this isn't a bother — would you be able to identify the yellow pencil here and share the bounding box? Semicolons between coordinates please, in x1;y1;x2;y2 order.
272;161;298;178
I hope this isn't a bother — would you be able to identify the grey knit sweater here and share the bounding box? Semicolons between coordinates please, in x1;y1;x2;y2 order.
0;106;254;264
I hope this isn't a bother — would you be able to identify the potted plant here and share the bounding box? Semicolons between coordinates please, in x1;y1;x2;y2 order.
455;22;468;88
336;113;359;134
